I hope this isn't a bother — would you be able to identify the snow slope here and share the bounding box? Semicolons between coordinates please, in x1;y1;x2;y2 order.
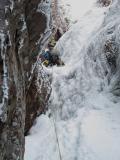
58;0;96;24
25;0;120;160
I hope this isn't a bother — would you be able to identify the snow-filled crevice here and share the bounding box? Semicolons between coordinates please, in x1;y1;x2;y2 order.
25;1;120;160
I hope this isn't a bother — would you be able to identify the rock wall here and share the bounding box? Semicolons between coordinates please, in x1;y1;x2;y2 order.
0;0;51;159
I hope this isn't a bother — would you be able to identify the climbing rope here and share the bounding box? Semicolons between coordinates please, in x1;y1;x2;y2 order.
52;113;62;160
26;28;63;159
51;67;63;160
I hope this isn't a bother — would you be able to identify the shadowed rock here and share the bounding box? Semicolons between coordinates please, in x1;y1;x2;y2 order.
98;0;111;6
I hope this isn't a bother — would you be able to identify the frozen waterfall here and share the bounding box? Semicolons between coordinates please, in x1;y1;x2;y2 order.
25;0;120;160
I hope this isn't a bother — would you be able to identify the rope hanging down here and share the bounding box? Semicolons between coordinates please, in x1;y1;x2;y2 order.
51;67;63;160
52;114;62;160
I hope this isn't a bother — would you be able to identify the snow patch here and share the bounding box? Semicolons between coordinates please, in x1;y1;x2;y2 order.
9;0;14;11
59;0;97;25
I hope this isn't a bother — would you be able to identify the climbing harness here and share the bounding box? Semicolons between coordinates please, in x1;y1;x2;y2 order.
42;59;49;67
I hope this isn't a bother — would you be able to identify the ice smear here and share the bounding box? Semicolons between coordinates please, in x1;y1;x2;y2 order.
9;0;14;11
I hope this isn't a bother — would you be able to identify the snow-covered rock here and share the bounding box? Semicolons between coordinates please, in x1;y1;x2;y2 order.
0;0;51;159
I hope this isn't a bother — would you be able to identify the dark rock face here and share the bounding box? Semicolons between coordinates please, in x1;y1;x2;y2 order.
104;39;118;72
98;0;111;6
0;0;51;159
25;0;47;44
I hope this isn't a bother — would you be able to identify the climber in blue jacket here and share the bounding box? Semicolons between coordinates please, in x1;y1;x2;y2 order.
40;49;52;66
40;48;64;67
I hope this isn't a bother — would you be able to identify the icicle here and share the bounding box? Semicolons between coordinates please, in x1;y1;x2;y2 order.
0;33;8;119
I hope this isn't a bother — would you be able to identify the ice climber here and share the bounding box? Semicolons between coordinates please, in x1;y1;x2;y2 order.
40;48;64;67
